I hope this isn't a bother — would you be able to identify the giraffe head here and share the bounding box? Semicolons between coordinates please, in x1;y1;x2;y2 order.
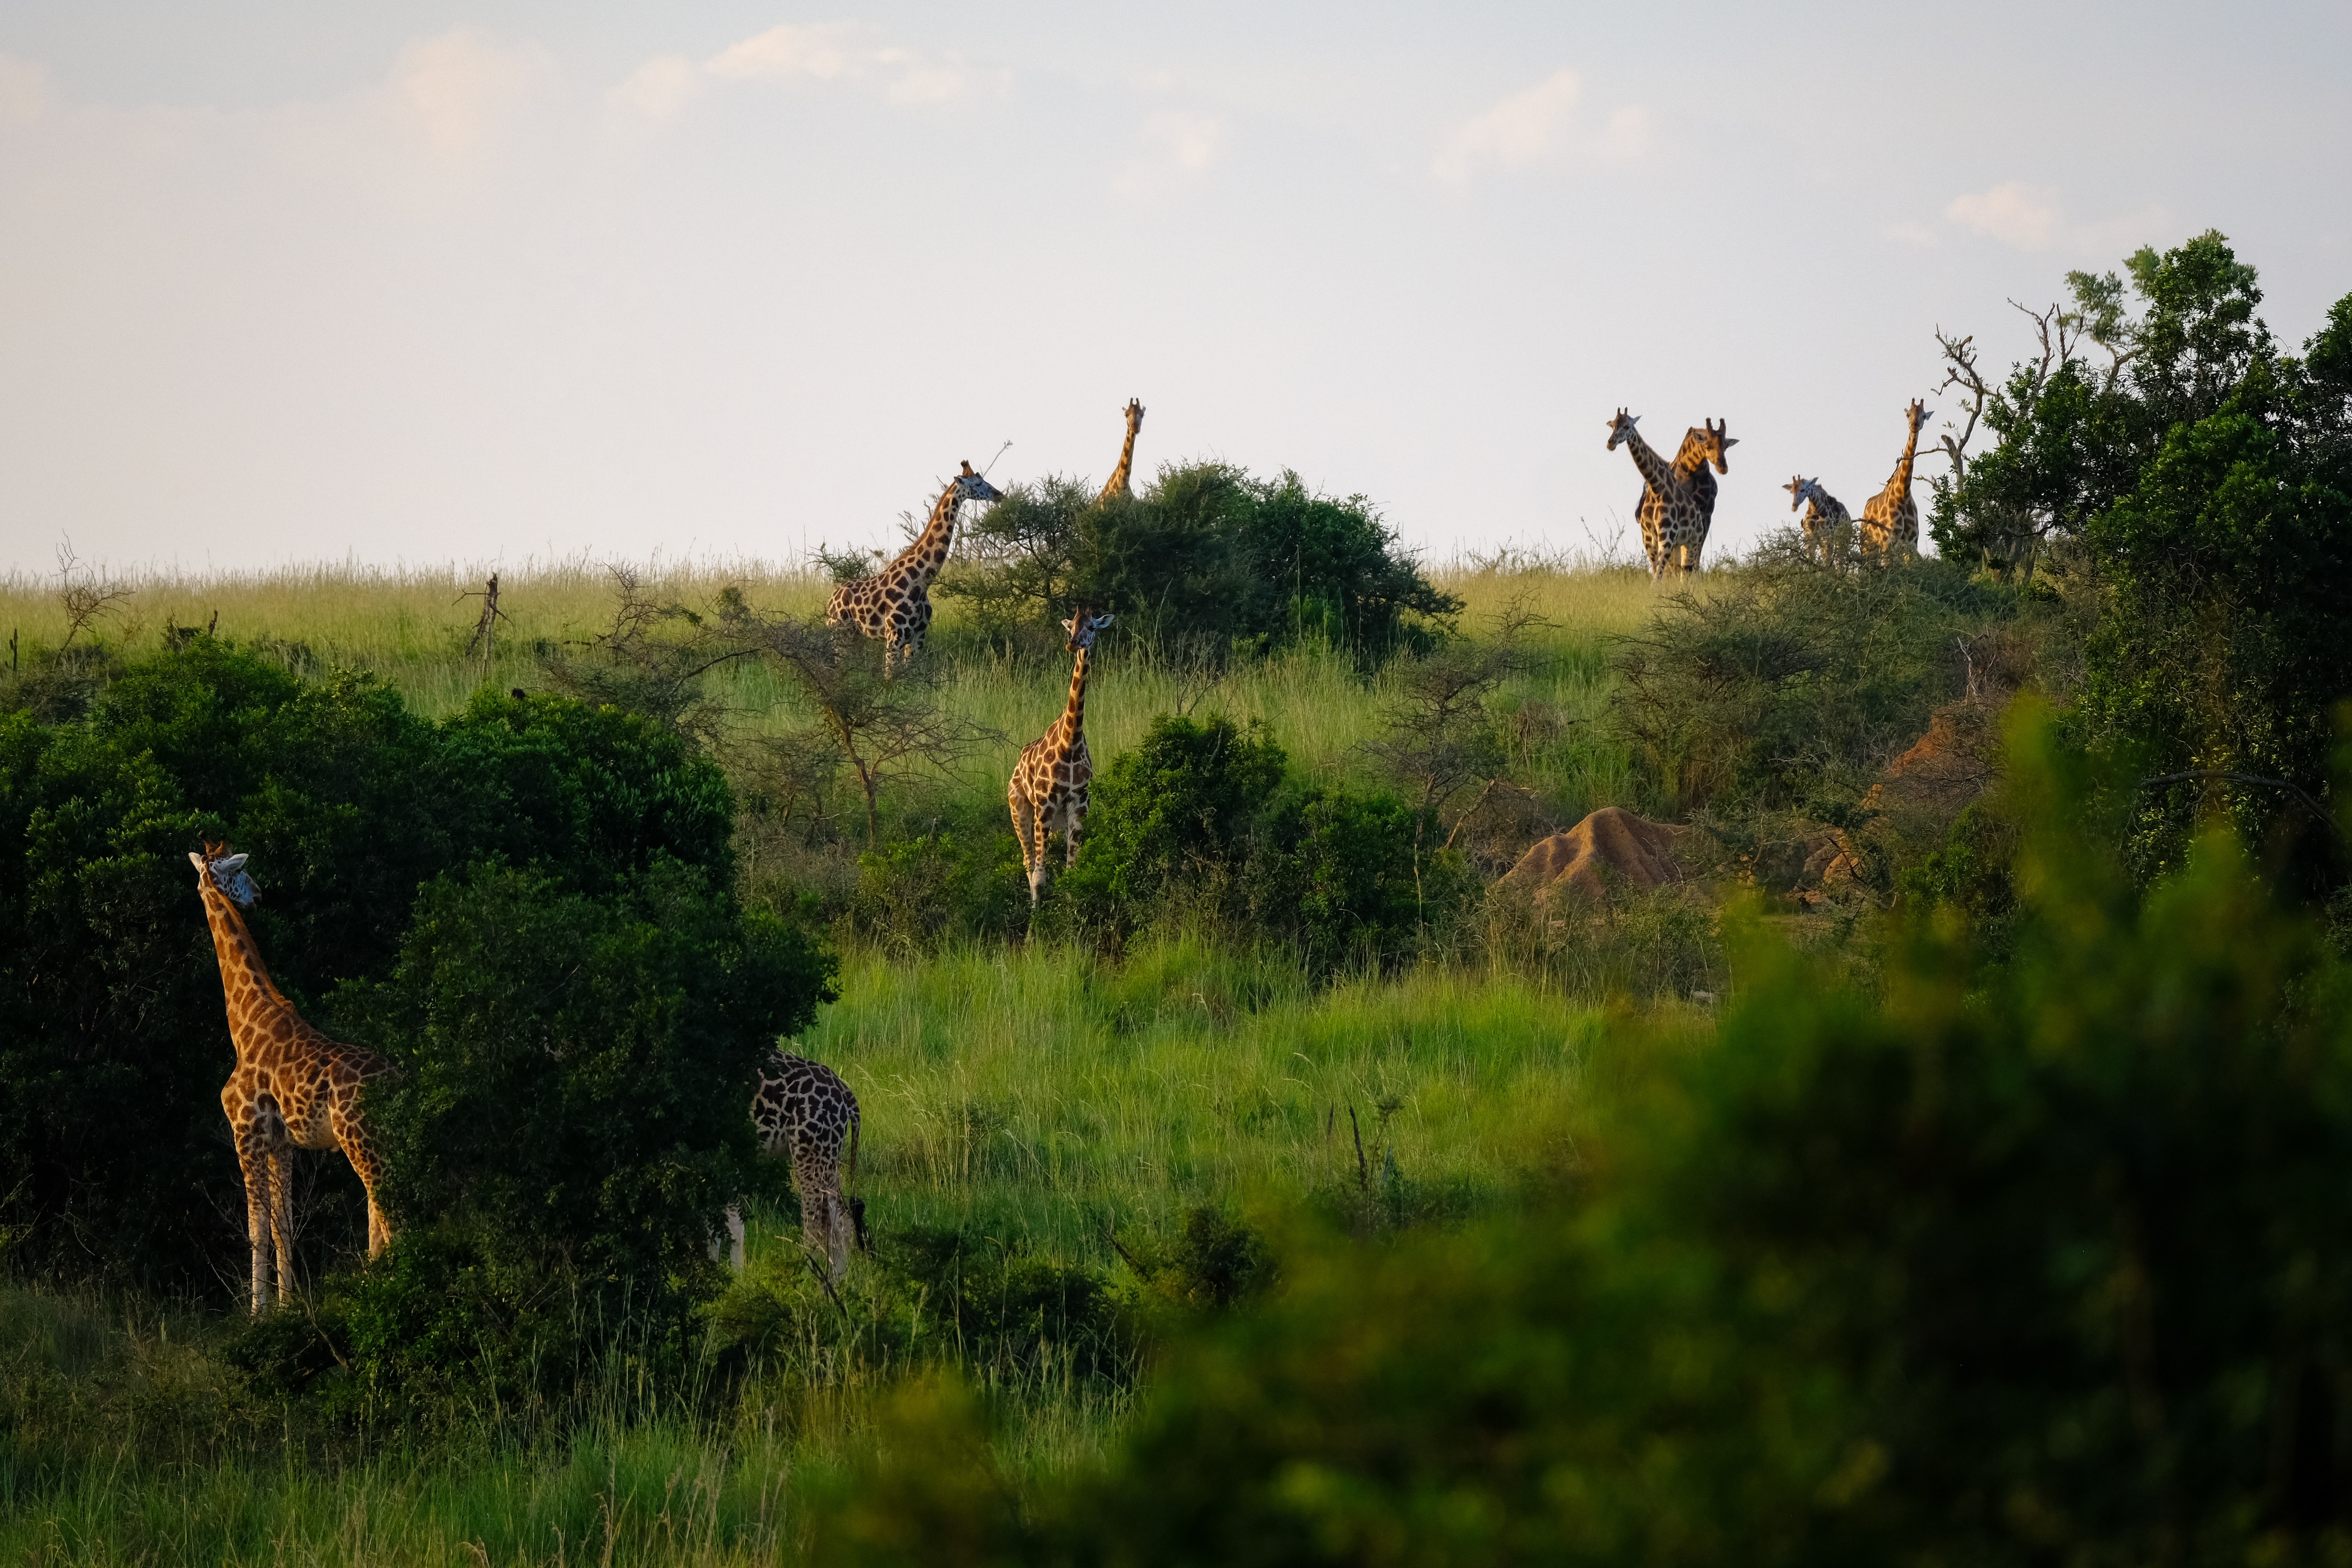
1061;608;1114;653
1697;418;1737;473
1784;475;1821;512
1905;398;1933;436
1605;409;1641;451
951;461;1003;506
1123;399;1145;435
188;841;260;906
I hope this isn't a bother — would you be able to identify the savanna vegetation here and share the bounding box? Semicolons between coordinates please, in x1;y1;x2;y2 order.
4;230;2350;1564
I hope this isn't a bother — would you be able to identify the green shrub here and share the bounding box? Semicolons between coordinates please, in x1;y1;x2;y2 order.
940;462;1457;659
850;829;1028;948
1055;712;1451;971
345;857;832;1309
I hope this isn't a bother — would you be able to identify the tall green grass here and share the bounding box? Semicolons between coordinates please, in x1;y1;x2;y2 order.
0;555;1664;813
2;936;1626;1566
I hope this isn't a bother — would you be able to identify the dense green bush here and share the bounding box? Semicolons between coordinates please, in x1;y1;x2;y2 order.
817;710;2352;1564
941;461;1458;659
0;639;791;1301
1054;712;1458;971
1609;540;2022;823
1934;231;2352;888
337;857;831;1300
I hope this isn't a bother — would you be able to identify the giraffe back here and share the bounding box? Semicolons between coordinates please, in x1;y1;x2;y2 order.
753;1050;861;1174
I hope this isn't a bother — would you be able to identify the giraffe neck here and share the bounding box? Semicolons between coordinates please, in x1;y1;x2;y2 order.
887;479;965;590
1669;429;1713;481
1889;424;1922;493
1100;421;1140;504
1620;428;1675;491
199;887;295;1055
1057;645;1091;748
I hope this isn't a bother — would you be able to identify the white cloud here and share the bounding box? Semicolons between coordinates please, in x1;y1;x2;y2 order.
706;22;974;106
0;51;50;125
1113;111;1224;201
1945;181;2062;250
1883;219;1940;248
390;31;556;156
610;55;701;122
1434;68;1650;182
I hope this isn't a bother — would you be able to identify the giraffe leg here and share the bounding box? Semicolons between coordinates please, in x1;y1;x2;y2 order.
1064;796;1086;869
332;1098;394;1258
793;1155;848;1282
235;1131;273;1314
716;1202;746;1270
269;1146;298;1303
1010;785;1040;903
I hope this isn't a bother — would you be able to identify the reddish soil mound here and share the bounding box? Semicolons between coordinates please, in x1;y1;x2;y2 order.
1862;705;1999;817
1498;806;1685;904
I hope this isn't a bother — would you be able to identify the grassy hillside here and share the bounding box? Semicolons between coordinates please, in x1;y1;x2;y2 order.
2;554;1686;1565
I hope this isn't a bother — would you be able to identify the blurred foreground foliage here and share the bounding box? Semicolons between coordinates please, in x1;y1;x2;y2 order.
817;707;2352;1565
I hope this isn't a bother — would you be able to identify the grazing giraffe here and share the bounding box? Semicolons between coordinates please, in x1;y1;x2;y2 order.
1097;398;1145;506
1610;411;1732;581
1009;609;1114;904
721;1050;864;1278
825;461;1004;672
1859;400;1932;557
1784;475;1852;560
188;842;395;1314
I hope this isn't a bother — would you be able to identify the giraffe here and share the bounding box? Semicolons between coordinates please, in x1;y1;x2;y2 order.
721;1049;865;1279
1009;609;1114;905
1610;411;1732;581
1097;398;1145;506
1859;399;1932;558
1784;475;1852;561
826;460;1004;672
188;842;395;1314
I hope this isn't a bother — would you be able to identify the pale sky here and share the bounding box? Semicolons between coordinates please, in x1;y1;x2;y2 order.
2;2;2347;576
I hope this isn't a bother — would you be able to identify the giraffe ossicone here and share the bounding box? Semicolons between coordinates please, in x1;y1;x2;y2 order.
1010;608;1113;905
190;841;397;1315
825;460;1005;673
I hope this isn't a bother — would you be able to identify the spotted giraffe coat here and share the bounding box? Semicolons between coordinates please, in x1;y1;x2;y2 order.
1860;399;1931;557
1785;475;1852;561
1010;611;1113;904
826;462;1002;671
737;1049;863;1277
1611;411;1733;581
1097;398;1145;505
190;843;396;1315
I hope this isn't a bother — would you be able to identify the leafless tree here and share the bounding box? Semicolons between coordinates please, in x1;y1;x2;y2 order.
749;614;999;845
540;566;755;747
55;540;134;650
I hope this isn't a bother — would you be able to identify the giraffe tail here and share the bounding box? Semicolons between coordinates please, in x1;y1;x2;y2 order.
847;1108;860;1183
